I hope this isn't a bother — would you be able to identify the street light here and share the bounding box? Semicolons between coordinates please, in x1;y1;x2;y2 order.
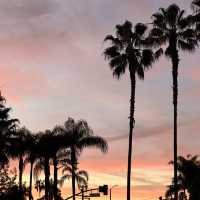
110;185;118;200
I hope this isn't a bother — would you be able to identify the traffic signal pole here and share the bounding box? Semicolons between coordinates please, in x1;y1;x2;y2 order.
65;185;108;200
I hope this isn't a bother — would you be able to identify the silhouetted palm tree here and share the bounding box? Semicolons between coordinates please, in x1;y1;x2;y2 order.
57;118;108;200
0;93;19;167
10;127;31;195
104;21;162;200
51;127;71;200
34;130;53;200
25;133;39;200
61;158;89;190
166;155;200;200
149;5;197;199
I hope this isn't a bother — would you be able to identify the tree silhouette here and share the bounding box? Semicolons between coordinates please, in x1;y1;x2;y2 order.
51;127;71;200
103;21;162;200
166;155;200;200
9;127;31;196
25;133;39;200
149;4;197;200
56;118;108;200
60;156;89;190
0;93;18;167
34;130;53;200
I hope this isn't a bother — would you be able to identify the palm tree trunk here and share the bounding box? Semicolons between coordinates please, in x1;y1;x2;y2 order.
127;70;136;200
29;161;33;200
53;155;58;200
45;157;50;200
19;154;23;194
71;146;76;200
171;38;179;200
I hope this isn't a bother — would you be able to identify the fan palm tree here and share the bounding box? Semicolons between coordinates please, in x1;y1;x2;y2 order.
57;117;108;200
103;21;162;200
149;4;198;199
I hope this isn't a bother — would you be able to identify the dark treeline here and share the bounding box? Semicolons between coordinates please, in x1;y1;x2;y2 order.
162;155;200;200
0;93;108;200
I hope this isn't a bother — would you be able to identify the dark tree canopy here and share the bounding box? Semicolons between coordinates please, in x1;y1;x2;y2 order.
0;93;19;167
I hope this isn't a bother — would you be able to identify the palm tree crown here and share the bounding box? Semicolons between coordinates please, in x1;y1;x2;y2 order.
104;21;162;79
150;4;197;54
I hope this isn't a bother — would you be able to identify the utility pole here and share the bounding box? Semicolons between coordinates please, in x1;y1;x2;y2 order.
81;187;84;200
109;185;118;200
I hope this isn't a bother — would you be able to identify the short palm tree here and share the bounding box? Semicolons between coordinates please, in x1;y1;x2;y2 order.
149;4;198;199
57;117;108;200
104;21;162;200
61;157;89;190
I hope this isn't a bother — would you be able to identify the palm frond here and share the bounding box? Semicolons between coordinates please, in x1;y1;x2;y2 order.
141;49;154;68
78;136;108;153
77;170;89;181
104;35;122;49
104;46;120;60
134;23;148;37
136;66;144;80
76;176;88;189
154;48;163;60
178;39;197;52
179;28;196;39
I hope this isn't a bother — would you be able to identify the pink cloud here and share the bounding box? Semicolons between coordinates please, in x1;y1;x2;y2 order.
0;66;49;103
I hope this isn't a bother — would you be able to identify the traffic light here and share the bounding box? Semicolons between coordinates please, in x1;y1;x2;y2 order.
99;185;108;195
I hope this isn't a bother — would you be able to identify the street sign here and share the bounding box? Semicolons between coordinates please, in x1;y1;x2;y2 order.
99;185;108;195
90;193;100;197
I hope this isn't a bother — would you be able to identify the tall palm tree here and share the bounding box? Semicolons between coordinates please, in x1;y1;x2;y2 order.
10;127;31;195
57;117;108;200
191;0;200;39
25;133;39;200
103;21;162;200
61;163;89;190
149;4;198;199
34;130;69;200
34;130;53;200
51;127;71;200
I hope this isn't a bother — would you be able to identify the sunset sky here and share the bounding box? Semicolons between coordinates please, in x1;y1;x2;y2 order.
1;0;200;200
